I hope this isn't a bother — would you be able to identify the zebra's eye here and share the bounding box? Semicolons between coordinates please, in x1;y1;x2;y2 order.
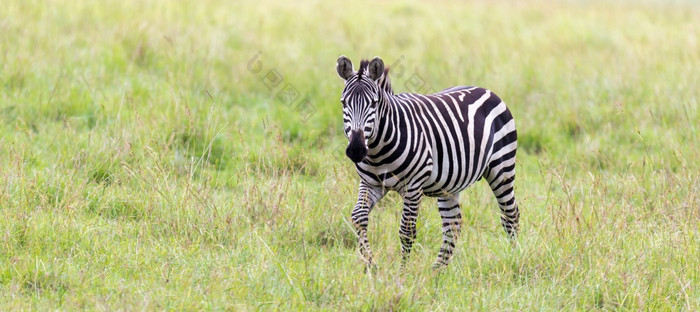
341;100;346;107
371;100;378;108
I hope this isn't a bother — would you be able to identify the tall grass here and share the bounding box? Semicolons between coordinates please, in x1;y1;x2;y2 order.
1;0;698;309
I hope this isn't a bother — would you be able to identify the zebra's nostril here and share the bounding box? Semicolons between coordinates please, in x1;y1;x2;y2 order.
346;129;368;163
346;145;367;163
345;146;367;163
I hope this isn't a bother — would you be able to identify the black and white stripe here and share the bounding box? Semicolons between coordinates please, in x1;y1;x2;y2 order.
337;56;520;268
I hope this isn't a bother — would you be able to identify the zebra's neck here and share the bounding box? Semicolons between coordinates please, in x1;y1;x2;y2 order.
377;68;394;95
367;86;399;151
367;68;400;153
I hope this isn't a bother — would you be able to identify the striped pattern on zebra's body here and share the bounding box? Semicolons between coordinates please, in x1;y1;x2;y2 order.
337;56;520;268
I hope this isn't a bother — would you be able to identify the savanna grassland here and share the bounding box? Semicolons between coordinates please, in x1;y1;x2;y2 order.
1;0;699;310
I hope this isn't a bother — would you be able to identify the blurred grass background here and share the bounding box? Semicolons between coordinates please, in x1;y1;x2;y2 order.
1;0;699;310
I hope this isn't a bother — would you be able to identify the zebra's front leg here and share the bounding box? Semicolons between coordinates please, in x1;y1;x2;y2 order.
351;181;386;267
399;187;423;263
434;194;463;268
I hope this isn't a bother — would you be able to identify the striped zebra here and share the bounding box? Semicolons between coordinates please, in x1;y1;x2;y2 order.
337;56;520;268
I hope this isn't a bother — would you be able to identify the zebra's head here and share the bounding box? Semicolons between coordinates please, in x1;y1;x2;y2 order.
336;55;385;163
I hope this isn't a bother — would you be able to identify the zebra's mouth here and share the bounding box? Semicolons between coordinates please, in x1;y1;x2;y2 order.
346;129;368;163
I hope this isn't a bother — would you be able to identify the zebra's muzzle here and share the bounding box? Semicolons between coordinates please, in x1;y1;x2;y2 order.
346;129;368;163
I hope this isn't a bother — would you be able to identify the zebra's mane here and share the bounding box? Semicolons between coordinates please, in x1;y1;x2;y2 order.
355;59;393;95
357;59;370;79
378;67;394;95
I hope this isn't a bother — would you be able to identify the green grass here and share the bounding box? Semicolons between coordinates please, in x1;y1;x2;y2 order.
1;0;699;310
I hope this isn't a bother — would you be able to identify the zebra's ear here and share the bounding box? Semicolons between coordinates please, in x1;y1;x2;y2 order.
368;57;384;81
337;55;354;80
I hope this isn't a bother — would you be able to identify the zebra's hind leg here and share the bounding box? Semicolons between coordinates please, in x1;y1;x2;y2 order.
434;193;462;268
351;181;386;268
484;164;520;239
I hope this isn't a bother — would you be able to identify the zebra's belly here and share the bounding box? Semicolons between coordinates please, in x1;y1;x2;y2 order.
421;169;483;197
358;151;491;196
356;157;488;195
421;148;493;197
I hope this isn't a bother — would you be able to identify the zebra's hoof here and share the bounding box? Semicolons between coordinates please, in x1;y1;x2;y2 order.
364;263;378;274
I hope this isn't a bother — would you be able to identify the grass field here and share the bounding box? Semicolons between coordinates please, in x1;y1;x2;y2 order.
1;0;699;310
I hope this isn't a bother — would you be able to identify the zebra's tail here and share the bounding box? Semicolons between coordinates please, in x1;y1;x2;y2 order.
483;161;520;239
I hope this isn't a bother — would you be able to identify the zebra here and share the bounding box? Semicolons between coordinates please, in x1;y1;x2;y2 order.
336;56;520;268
